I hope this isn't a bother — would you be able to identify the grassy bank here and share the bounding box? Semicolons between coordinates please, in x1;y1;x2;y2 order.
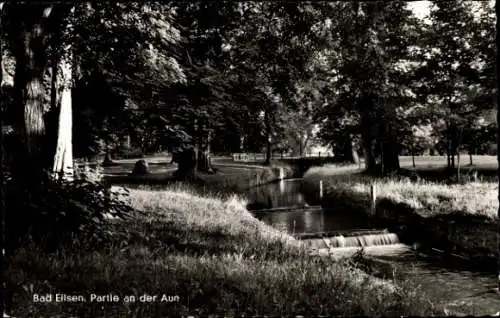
105;162;293;194
303;164;498;268
6;185;439;317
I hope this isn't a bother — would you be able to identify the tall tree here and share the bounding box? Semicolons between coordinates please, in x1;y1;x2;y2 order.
316;2;420;174
415;0;484;170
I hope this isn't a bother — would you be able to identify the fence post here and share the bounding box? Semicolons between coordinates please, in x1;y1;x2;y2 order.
319;180;323;199
370;184;377;215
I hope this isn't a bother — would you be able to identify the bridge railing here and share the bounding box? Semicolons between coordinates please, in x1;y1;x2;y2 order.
232;152;333;162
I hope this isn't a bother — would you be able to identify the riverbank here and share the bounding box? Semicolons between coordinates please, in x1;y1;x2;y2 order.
105;161;294;195
5;185;438;317
302;164;498;271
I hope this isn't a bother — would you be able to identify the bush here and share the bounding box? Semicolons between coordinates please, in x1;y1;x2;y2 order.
5;168;133;252
132;159;150;175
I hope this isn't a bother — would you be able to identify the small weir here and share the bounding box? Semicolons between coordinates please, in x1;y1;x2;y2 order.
326;232;400;248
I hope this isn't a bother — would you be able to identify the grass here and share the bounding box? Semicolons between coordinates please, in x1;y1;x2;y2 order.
302;159;498;267
352;180;498;220
304;162;498;220
5;185;440;317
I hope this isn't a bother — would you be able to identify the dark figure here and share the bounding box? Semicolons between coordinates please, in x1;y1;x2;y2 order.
174;148;215;180
102;153;118;167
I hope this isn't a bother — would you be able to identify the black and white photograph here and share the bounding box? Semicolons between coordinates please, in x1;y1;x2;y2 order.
0;1;498;316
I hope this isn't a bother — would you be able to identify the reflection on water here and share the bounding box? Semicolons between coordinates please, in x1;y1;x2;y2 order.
247;179;307;209
253;210;370;235
247;179;370;234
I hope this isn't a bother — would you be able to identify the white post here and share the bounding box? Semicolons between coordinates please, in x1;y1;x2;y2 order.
370;184;377;215
319;180;323;199
279;167;284;180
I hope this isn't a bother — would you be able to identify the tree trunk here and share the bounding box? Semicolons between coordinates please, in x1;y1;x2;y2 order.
361;102;377;173
495;0;500;293
496;0;499;292
412;145;416;169
351;135;360;165
341;134;360;164
206;129;211;156
448;138;452;169
0;4;5;318
299;134;303;157
362;135;377;172
10;5;54;178
52;51;73;181
193;118;198;175
377;120;400;175
264;110;272;165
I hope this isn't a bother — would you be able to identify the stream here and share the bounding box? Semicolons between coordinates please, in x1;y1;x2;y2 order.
245;178;500;316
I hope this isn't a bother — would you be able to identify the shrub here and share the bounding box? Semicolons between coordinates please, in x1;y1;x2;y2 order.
5;168;133;252
132;159;150;175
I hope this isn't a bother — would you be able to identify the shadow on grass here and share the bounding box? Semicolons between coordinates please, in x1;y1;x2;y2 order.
399;166;498;183
118;216;302;263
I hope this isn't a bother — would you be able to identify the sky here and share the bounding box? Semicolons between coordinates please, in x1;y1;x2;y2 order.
407;0;495;21
407;0;431;20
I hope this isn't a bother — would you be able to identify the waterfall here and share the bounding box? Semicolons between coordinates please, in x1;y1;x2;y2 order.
328;233;400;248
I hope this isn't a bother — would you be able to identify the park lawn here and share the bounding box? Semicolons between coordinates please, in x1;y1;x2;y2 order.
6;185;439;317
398;155;498;170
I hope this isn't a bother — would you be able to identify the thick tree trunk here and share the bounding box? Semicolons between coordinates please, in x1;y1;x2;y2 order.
496;0;499;292
52;52;73;181
341;134;360;164
380;123;400;175
0;4;4;318
360;98;377;173
362;133;377;173
10;4;55;178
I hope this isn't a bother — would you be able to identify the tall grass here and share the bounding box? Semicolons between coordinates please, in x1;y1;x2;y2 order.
304;164;498;220
5;185;439;317
351;180;498;220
